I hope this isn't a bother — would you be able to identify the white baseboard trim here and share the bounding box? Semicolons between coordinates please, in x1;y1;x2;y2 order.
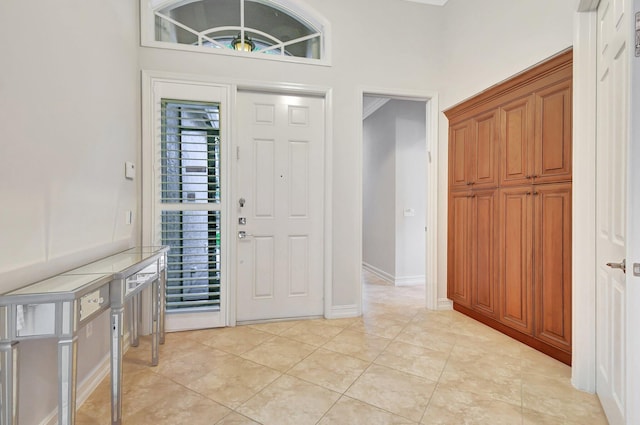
394;275;425;286
327;304;360;319
40;333;131;425
438;297;453;310
362;262;394;285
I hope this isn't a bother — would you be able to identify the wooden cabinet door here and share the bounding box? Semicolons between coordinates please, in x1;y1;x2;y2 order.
533;183;572;351
470;189;497;316
498;187;533;334
448;191;472;307
449;120;473;189
500;95;535;187
534;80;572;184
471;111;499;188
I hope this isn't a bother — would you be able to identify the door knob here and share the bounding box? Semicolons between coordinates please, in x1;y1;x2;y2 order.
239;198;246;208
238;231;253;239
606;259;626;273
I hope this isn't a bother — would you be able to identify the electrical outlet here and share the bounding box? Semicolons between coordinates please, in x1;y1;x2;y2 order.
86;322;93;338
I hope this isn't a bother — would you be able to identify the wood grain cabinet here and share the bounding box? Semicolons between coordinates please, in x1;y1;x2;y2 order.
445;50;572;365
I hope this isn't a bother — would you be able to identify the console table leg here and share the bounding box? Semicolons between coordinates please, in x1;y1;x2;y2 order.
130;295;139;348
58;336;78;425
0;341;19;425
151;280;159;367
110;307;124;425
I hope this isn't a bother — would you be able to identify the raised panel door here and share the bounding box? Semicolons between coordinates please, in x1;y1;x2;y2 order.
498;186;533;334
533;183;571;351
500;96;535;187
471;111;499;188
471;189;497;316
448;191;472;306
534;81;572;184
449;120;472;189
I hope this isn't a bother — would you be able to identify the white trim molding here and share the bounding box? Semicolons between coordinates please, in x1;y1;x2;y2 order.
327;304;359;319
402;0;449;6
572;5;598;393
438;297;453;310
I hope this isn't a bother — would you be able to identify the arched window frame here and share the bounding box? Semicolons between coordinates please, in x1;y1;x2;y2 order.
141;0;332;66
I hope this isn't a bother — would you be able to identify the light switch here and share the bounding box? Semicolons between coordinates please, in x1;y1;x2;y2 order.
634;262;640;277
125;161;135;180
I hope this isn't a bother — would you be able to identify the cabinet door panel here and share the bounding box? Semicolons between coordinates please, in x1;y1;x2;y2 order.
472;111;499;188
534;183;572;351
448;192;471;306
500;96;534;187
534;81;572;183
471;190;497;316
498;187;533;334
449;121;472;189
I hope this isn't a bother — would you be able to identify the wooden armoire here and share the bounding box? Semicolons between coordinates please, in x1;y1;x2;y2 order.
445;50;572;365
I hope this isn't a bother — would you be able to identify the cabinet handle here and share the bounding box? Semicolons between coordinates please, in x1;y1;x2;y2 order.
526;191;531;195
525;175;531;179
534;191;539;195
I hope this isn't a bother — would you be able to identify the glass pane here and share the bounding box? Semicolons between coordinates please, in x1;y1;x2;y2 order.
161;100;221;204
160;0;241;33
162;211;221;312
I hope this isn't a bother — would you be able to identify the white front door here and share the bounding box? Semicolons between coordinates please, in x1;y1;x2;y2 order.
595;0;629;423
236;91;325;322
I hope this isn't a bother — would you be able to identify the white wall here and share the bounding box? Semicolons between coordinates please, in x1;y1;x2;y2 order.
363;102;397;278
394;101;426;282
138;0;445;308
362;99;426;284
0;1;139;423
435;0;575;303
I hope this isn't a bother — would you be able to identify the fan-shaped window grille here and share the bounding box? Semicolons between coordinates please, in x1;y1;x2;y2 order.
147;0;327;63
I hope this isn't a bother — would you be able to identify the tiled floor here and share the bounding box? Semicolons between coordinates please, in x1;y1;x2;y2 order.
77;272;608;424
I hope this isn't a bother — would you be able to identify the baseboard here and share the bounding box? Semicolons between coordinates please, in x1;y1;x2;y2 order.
327;304;360;319
437;297;453;310
394;275;425;286
40;332;131;425
362;262;394;285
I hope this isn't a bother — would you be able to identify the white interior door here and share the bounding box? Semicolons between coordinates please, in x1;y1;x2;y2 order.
595;0;629;423
236;91;325;322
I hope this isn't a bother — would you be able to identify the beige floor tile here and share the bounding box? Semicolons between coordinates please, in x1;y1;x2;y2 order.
318;396;418;425
375;340;450;382
155;345;229;386
438;356;521;406
395;324;457;353
522;372;607;423
287;348;370;392
187;354;281;408
346;364;436;422
237;375;340;425
279;320;344;346
423;382;523;425
240;336;316;372
215;412;262;424
348;315;409;339
125;385;230;425
322;329;391;362
120;370;191;418
194;325;275;355
247;320;300;335
522;408;566;424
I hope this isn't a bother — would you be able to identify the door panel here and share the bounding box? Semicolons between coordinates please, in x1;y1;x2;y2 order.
534;81;572;184
498;187;533;334
449;120;472;189
236;92;325;322
595;0;628;423
447;191;471;306
471;190;496;316
534;183;571;351
500;96;534;187
472;111;499;188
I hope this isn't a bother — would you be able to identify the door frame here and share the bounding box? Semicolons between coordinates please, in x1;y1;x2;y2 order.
574;3;640;423
142;71;333;327
357;87;440;310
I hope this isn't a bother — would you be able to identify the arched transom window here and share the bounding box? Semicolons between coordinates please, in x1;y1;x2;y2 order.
142;0;329;64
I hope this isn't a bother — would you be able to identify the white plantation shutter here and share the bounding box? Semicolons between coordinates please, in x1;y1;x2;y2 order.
160;100;222;312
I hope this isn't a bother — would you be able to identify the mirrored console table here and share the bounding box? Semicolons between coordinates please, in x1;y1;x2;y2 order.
0;246;168;425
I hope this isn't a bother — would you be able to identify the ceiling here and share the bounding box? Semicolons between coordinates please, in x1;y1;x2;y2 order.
402;0;449;5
